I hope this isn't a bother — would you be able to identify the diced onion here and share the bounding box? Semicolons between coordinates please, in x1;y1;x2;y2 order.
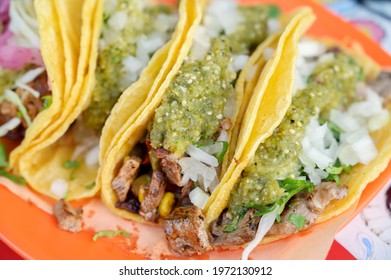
16;67;44;84
242;206;279;260
178;157;218;190
263;47;274;60
85;145;100;167
217;130;229;142
107;11;128;30
50;179;68;199
186;144;219;167
298;39;326;58
189;187;210;210
231;54;249;72
267;19;281;34
0;118;21;137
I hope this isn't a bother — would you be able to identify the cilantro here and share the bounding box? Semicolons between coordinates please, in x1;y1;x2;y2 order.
103;12;110;25
324;173;340;186
288;213;306;231
216;141;228;164
267;5;281;18
63;160;80;180
223;216;240;233
0;144;9;168
41;96;53;110
93;230;131;241
327;121;343;140
0;169;26;185
85;182;96;190
275;214;281;223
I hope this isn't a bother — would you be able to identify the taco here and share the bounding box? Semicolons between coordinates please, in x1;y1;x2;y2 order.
98;0;315;255
199;36;391;259
6;0;197;201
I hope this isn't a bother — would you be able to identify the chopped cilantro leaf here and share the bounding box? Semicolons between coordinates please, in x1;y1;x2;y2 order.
93;230;130;241
41;96;53;110
0;144;9;168
0;169;26;185
216;141;228;164
223;216;240;233
288;213;306;231
267;4;281;18
85;182;96;190
63;160;80;180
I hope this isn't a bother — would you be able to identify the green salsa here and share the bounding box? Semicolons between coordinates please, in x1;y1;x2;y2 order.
149;5;272;155
82;1;175;132
228;52;364;215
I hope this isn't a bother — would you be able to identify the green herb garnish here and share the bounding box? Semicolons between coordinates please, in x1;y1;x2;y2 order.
63;160;80;180
288;213;306;231
41;95;53;110
0;169;26;185
223;216;240;233
92;230;131;241
85;182;96;190
267;4;281;18
0;144;9;168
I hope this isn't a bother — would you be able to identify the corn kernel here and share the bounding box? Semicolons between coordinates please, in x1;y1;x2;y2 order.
158;192;176;218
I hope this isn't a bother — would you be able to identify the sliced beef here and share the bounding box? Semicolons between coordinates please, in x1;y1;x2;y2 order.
163;205;213;256
153;148;171;159
268;182;348;235
161;154;182;185
370;71;391;103
211;209;260;247
140;170;166;222
112;156;142;202
53;199;83;233
116;191;141;213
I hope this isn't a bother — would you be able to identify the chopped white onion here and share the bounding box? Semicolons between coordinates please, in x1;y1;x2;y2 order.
16;67;45;85
15;82;40;98
178;157;218;191
85;145;100;167
0;118;21;137
367;109;389;131
189;187;210;210
298;39;326;58
217;130;229;142
231;54;249;72
190;26;211;61
186;145;219;167
123;55;145;75
242;206;279;260
50;179;68;199
108;11;128;30
200;142;224;155
267;19;281;34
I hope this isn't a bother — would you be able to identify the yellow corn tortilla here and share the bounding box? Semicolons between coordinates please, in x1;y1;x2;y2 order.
9;0;198;200
98;6;314;224
205;31;391;249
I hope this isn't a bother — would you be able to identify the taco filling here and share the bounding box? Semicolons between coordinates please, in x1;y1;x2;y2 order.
211;39;390;256
82;0;178;132
0;0;51;139
110;0;281;255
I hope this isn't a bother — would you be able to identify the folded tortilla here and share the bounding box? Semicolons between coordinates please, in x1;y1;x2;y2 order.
8;0;197;200
204;32;391;257
97;1;314;233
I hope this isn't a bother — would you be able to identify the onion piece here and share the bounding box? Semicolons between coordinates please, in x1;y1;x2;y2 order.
85;145;100;167
16;67;44;84
242;206;279;260
50;179;68;199
189;187;210;210
15;82;40;98
186;144;218;167
0;117;21;137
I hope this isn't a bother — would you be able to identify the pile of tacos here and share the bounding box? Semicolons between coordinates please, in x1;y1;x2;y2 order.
1;0;391;259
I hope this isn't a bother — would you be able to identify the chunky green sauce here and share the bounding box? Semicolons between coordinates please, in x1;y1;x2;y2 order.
149;6;271;155
228;53;363;215
82;1;174;132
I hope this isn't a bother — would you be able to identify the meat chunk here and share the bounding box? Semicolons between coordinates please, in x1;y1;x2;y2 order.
112;156;142;202
211;209;260;247
140;171;166;222
163;206;213;256
268;182;348;235
116;191;141;213
152;148;171;159
370;71;391;103
161;154;182;185
53;199;83;233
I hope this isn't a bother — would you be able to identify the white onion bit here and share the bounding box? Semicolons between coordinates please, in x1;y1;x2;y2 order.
50;179;68;199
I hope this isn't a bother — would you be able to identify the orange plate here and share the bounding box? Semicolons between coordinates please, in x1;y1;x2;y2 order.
0;0;390;260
